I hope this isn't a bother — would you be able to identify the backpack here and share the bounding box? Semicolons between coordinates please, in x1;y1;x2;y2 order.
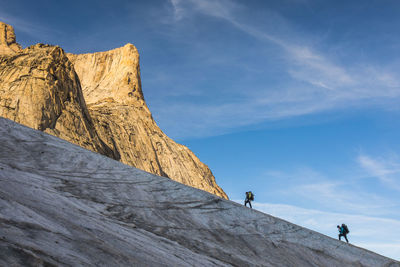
342;224;349;234
247;191;254;201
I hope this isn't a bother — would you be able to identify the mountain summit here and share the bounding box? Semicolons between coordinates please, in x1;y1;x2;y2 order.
0;21;227;198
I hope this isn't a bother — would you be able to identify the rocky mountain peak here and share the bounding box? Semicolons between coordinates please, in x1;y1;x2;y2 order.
0;22;22;55
67;43;144;107
0;22;227;199
67;43;228;199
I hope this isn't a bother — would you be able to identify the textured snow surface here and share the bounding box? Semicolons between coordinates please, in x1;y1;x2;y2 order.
0;117;399;267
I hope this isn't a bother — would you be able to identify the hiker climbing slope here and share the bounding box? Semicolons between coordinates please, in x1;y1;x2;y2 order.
244;191;254;208
337;224;349;243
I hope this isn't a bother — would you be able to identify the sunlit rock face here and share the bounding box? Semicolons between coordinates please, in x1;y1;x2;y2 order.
0;40;114;158
0;117;399;266
0;21;226;199
0;22;22;55
68;45;227;198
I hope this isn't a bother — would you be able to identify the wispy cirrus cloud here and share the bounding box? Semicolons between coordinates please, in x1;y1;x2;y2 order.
168;0;398;94
358;153;400;191
261;166;397;217
291;181;396;216
0;10;60;45
152;0;400;139
169;0;240;22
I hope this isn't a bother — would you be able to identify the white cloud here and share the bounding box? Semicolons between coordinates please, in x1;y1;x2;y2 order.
167;0;399;96
261;166;397;217
169;0;185;21
157;0;400;138
292;182;395;216
233;201;400;261
169;0;239;21
358;154;400;191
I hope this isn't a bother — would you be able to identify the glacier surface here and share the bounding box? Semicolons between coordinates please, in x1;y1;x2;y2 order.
0;117;399;267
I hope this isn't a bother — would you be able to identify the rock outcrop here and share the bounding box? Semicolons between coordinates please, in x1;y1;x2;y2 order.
0;40;115;158
67;45;227;198
0;22;22;55
0;22;227;198
0;117;398;266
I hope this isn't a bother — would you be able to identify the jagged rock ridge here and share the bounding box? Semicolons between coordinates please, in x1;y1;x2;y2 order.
0;117;398;266
0;21;226;198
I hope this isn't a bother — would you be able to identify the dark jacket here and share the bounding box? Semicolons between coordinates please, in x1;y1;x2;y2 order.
246;192;253;200
339;226;346;234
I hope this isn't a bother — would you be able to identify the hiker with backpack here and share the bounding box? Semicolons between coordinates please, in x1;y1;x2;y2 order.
337;224;349;243
244;191;254;208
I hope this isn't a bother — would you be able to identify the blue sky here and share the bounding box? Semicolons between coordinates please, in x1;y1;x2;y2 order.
2;0;400;260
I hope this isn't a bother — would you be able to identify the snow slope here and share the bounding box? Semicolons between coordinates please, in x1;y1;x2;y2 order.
0;117;399;266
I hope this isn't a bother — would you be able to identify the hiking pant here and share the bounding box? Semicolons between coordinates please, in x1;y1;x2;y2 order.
339;233;348;243
244;199;252;208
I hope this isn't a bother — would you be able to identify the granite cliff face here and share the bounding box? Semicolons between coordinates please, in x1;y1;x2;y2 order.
0;23;22;54
67;45;226;198
0;22;227;198
0;40;114;158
